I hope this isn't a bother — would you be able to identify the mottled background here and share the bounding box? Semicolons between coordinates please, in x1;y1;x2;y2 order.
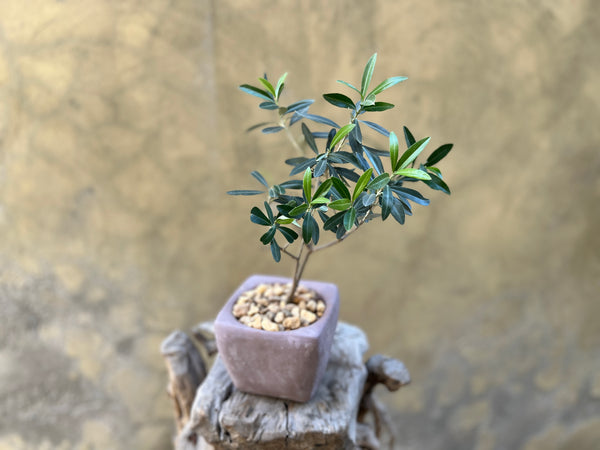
1;1;599;449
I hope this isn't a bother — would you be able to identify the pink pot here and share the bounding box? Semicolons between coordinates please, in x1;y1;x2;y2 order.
214;274;340;402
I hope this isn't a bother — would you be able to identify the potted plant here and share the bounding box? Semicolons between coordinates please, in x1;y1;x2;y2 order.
215;53;453;402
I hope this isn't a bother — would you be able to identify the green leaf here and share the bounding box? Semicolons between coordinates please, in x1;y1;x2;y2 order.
389;131;399;171
260;226;276;244
343;207;357;231
390;199;405;224
323;93;356;109
303;168;312;202
336;79;361;94
310;197;330;205
251;170;269;187
360;53;377;99
264;201;274;222
362;102;394;112
331;177;351;200
397;137;431;170
403;126;416;147
278;226;298;243
353;168;373;201
286;99;315;113
259;101;278;110
279;179;303;189
246;122;273;132
262;126;284;134
426;143;454;167
393;168;432;180
270;240;281;262
302;123;319;154
424;171;451;194
250;207;271;226
323;211;346;230
309;214;319;244
328;198;352;211
227;189;265;196
289;203;309;217
275;217;294;225
381;185;393;220
362;193;377;206
362;93;376;107
275;72;288;100
367;173;390;191
368;76;408;96
330;123;356;149
313;178;333;199
314;159;327;177
258;78;276;97
239;84;273;102
302;212;313;243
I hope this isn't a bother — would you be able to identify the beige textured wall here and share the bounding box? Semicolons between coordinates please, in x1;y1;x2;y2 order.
1;1;599;449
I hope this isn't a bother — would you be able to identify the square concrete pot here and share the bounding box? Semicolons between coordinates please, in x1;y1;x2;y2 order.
214;274;340;403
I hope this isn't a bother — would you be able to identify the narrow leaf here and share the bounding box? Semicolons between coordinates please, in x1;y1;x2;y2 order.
343;207;357;231
258;78;276;97
363;147;384;175
279;179;303;189
360;53;377;98
363;102;394;112
278;226;298;243
260;226;276;244
227;189;265;196
337;79;361;94
390;186;430;205
298;112;340;128
323;93;356;109
270;240;281;262
393;168;432;180
285;99;315;114
314;159;327;177
250;207;270;226
323;211;346;230
381;185;393;220
353;168;373;201
331;177;351;200
359;120;390;137
403;126;416;147
389;131;399;170
362;192;377;206
367;173;390;191
302;213;313;243
259;101;279;110
368;76;408;96
289;158;317;175
426;143;454;167
313;178;333;199
330;123;356;149
289;203;309;217
310;197;329;205
262;126;284;134
246;122;273;132
275;217;295;224
302;123;319;154
264;201;274;222
397;137;431;169
275;72;288;100
303;167;312;202
251;171;269;187
329;199;352;211
239;84;272;102
423;172;451;194
390;199;405;224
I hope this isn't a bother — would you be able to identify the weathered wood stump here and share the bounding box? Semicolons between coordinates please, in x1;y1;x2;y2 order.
162;322;410;449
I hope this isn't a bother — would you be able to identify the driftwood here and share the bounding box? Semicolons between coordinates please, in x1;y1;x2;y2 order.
162;322;410;449
161;330;208;433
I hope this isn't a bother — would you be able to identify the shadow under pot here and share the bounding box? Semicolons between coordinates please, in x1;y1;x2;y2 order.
214;274;340;403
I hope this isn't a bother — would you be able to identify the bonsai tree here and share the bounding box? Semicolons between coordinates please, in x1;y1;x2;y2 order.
228;53;453;302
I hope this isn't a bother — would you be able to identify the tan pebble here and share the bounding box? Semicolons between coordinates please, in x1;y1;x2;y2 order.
273;284;284;296
232;303;249;318
249;314;262;329
267;304;279;313
280;300;287;309
274;312;284;323
235;297;248;306
299;300;307;310
283;316;301;330
255;284;267;295
256;297;268;306
296;285;308;294
292;296;302;304
291;306;300;317
316;300;325;313
239;316;251;325
248;305;259;316
285;303;295;311
317;311;323;318
278;324;285;331
307;300;317;312
300;309;317;324
261;317;279;332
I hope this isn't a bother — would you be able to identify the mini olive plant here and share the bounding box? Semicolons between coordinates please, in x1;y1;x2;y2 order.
228;54;453;303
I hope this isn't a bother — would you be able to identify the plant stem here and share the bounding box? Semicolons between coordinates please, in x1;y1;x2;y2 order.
286;242;312;302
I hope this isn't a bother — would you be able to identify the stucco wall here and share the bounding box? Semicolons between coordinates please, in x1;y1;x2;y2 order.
1;1;599;449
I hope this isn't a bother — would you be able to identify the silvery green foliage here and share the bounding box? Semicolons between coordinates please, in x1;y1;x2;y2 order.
229;54;453;263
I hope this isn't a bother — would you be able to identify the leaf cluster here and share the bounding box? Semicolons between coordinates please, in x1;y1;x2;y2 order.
229;54;453;262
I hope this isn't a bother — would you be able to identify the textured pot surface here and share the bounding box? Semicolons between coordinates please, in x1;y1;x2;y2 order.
214;274;340;402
